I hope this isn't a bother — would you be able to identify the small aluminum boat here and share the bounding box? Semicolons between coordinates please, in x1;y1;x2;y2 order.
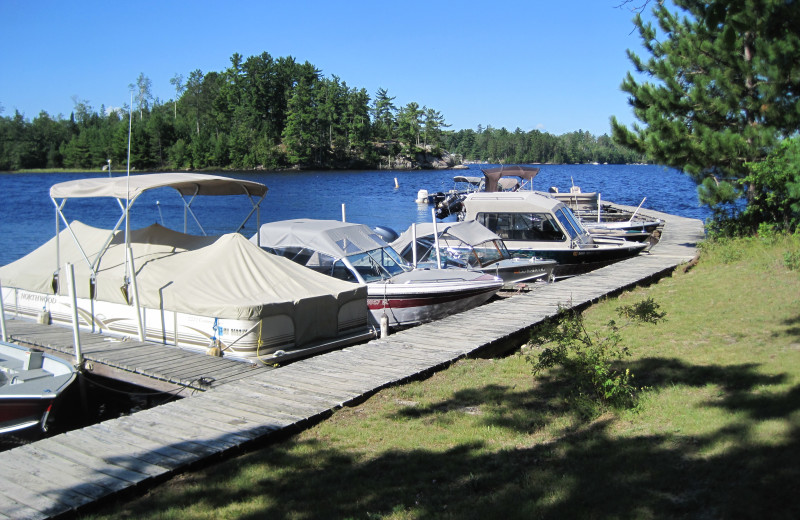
0;341;77;434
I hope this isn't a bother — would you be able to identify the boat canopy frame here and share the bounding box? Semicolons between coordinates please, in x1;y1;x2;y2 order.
49;173;269;282
481;165;541;193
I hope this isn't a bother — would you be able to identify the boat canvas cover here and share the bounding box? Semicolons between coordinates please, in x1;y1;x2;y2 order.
49;172;268;200
481;165;540;193
390;220;501;253
452;176;483;185
0;222;366;345
253;219;388;259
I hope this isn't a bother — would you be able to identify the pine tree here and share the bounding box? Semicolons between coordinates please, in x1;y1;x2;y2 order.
611;0;800;220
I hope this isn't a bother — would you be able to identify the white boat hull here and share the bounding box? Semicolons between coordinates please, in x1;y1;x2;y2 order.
1;287;373;362
366;273;502;327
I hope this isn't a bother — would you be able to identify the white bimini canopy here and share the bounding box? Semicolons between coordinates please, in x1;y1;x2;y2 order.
50;172;268;200
390;220;501;253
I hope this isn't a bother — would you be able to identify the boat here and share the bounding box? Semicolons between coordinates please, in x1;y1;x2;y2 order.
389;220;557;288
480;166;662;246
548;187;663;244
0;340;77;434
582;218;662;243
250;219;504;328
416;175;485;218
0;173;375;362
460;191;648;279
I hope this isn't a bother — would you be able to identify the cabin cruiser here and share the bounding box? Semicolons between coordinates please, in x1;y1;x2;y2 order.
250;219;503;328
0;173;375;362
460;191;648;279
390;220;557;288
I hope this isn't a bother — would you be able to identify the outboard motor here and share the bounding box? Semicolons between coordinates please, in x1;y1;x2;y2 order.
373;225;399;243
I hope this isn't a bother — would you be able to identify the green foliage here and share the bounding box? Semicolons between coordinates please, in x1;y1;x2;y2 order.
528;298;665;418
0;53;453;171
784;250;800;271
742;137;800;233
612;0;800;233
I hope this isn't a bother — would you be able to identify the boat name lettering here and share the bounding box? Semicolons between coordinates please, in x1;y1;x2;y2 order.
19;293;57;305
220;328;249;336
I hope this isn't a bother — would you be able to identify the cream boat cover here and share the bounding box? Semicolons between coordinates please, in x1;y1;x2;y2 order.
0;221;367;349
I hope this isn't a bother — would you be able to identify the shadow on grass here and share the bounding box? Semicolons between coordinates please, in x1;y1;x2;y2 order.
779;314;800;340
93;358;800;520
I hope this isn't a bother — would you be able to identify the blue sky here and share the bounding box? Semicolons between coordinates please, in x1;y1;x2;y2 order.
0;0;652;136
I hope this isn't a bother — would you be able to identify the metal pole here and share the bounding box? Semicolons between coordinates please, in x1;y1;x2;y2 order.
65;263;83;368
341;203;346;222
629;197;647;223
0;279;7;342
411;223;417;267
126;247;146;341
432;209;442;269
598;193;602;223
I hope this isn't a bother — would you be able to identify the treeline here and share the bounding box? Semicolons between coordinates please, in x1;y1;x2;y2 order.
0;52;453;172
0;50;643;172
445;126;647;165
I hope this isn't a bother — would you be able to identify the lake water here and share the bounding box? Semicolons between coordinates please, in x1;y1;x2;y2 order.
0;164;709;267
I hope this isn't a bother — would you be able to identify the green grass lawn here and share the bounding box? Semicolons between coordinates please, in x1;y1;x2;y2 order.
86;234;800;520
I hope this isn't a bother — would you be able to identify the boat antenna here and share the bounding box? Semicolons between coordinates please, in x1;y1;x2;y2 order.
124;90;133;276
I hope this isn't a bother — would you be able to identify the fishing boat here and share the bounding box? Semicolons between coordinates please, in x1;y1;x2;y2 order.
390;220;557;287
416;175;485;218
250;219;504;328
0;340;77;434
0;173;375;362
460;191;648;279
548;187;663;244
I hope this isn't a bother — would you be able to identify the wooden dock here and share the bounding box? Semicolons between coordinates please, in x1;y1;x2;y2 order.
0;206;704;519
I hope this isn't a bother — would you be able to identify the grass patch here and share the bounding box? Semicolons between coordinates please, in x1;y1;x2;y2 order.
85;234;800;519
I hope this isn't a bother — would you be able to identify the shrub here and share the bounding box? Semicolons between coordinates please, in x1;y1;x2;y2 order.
527;298;666;418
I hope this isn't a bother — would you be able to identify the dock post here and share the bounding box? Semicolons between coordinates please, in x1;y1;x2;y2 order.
0;279;7;342
65;263;83;368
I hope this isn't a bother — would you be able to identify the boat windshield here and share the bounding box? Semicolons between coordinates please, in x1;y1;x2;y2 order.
346;247;410;282
556;207;587;238
412;235;508;268
476;212;566;242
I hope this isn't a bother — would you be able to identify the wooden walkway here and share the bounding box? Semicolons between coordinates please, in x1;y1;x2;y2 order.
0;206;704;519
2;321;267;392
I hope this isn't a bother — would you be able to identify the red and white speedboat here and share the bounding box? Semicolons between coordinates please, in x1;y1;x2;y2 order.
252;219;503;328
0;340;77;434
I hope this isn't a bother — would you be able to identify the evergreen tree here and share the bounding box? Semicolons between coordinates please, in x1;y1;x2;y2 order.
371;88;397;141
611;0;800;224
282;76;317;165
